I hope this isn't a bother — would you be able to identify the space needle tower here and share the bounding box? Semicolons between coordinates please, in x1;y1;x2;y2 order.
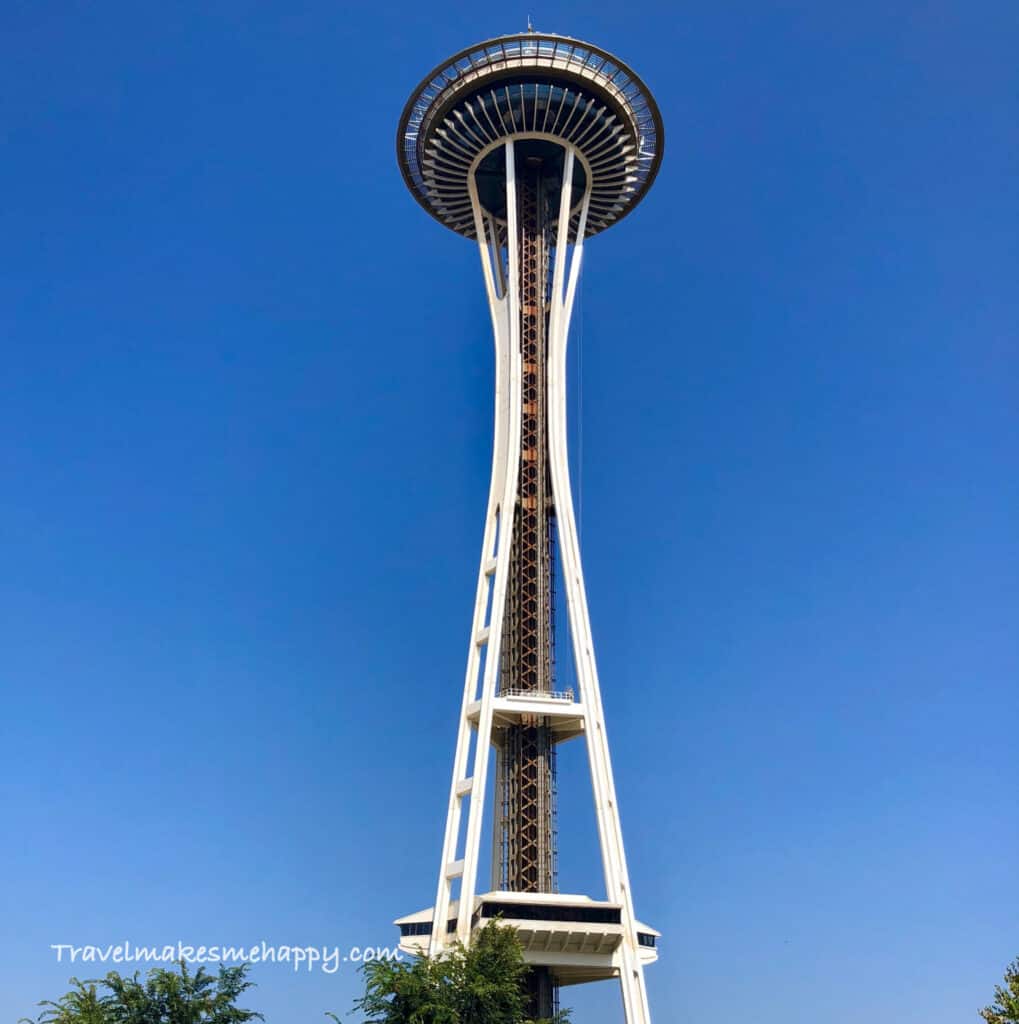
394;30;665;1023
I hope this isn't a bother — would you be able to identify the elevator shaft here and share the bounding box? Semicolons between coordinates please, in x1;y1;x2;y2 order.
493;155;560;1021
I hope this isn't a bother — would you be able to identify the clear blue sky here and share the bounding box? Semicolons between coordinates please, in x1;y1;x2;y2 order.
1;2;1016;1022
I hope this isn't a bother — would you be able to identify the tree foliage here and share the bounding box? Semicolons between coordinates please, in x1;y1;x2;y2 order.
981;958;1019;1024
21;963;261;1024
354;920;569;1024
21;926;566;1024
25;980;110;1024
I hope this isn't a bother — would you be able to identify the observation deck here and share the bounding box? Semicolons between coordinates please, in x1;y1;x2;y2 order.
396;32;665;240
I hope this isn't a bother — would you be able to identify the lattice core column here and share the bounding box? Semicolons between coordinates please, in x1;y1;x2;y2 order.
495;154;559;1022
497;156;558;896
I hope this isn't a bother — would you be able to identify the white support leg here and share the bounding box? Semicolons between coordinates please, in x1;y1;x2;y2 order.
546;149;653;1024
429;141;521;954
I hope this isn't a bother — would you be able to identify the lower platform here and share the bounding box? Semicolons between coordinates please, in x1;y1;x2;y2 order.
395;890;659;986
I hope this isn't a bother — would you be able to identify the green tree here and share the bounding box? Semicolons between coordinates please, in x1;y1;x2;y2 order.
981;958;1019;1024
354;920;568;1024
21;963;261;1024
25;980;111;1024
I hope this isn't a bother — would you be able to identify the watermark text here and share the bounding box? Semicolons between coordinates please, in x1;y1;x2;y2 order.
50;941;401;974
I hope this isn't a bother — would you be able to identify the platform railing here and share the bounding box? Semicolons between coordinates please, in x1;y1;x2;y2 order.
499;686;575;702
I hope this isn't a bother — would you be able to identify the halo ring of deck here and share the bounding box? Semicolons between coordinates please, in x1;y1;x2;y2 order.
397;33;664;239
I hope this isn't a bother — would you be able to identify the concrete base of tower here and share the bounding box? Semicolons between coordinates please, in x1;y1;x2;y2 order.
395;891;659;985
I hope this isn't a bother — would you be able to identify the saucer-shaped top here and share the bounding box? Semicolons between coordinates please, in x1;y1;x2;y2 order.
397;33;664;240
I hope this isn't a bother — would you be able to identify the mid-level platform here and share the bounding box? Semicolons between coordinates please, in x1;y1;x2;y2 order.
466;689;586;742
